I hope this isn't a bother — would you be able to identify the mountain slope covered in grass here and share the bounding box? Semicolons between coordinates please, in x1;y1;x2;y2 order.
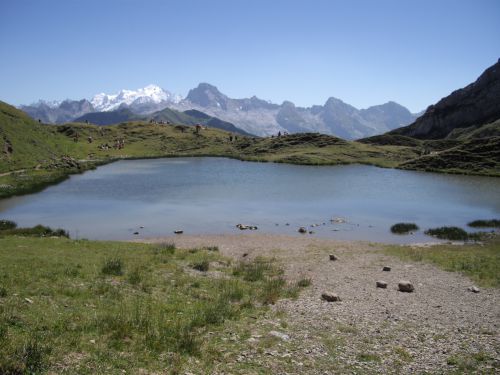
0;101;88;172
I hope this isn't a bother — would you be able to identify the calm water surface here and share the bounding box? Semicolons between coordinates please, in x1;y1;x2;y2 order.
0;158;498;243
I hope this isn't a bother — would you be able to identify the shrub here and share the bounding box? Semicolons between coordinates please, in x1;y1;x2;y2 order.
424;226;469;241
101;258;124;276
297;278;312;288
191;260;209;272
0;224;69;238
468;219;500;228
0;220;17;230
390;223;419;234
0;286;7;298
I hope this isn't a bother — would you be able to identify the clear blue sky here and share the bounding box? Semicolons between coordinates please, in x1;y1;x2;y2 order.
0;0;499;112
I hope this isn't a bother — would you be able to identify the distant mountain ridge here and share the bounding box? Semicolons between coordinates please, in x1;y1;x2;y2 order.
20;83;418;139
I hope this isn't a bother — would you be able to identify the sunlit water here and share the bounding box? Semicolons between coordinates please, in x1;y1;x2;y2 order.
0;157;498;243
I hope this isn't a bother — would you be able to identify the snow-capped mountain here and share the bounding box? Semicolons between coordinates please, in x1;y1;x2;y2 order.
91;84;182;112
20;83;418;139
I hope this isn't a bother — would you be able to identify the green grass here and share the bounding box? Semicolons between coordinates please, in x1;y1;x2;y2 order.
297;277;312;287
390;222;419;234
0;235;304;373
424;226;480;241
447;352;493;373
468;219;500;228
384;235;500;287
101;258;124;276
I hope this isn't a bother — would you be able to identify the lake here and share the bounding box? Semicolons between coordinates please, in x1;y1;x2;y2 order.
0;157;498;243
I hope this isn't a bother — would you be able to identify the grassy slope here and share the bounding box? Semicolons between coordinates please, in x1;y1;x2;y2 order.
0;101;89;171
0;236;306;374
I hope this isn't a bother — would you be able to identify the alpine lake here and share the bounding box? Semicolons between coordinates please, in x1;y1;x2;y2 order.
0;157;498;243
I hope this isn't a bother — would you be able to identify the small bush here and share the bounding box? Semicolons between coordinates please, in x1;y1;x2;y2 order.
191;260;209;272
425;227;469;241
101;258;124;276
0;286;7;298
468;219;500;228
391;223;419;234
0;219;17;230
297;278;312;288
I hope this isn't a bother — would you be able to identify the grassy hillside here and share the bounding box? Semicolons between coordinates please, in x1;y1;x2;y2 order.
75;107;253;136
0;101;89;172
399;136;500;176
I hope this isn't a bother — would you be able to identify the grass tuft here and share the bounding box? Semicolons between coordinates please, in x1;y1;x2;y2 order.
101;258;124;276
297;277;312;287
424;226;469;241
233;257;282;282
390;222;419;234
468;219;500;228
191;260;210;272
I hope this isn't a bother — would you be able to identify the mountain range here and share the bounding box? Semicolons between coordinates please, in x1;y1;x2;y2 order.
20;84;418;139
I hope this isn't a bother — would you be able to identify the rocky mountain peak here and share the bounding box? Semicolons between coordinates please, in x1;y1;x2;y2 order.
186;83;229;109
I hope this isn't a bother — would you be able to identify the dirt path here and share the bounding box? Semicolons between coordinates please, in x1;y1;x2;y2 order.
0;169;25;177
141;234;500;374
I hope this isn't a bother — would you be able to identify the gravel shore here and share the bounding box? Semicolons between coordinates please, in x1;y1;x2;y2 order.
140;234;500;374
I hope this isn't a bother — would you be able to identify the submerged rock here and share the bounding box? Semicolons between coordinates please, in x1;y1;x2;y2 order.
298;227;307;234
